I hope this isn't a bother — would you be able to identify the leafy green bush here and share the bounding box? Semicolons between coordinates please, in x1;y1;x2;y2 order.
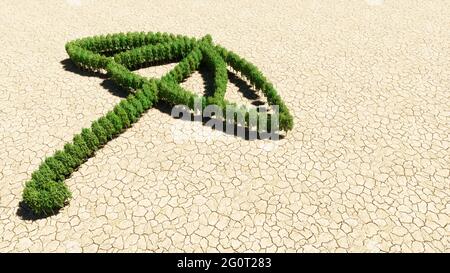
164;46;203;84
135;89;151;109
53;150;76;173
114;104;131;128
22;179;71;216
91;121;108;145
142;81;158;104
31;163;57;184
63;143;84;166
81;128;100;152
201;43;227;108
73;134;91;159
128;95;144;116
106;111;123;134
98;116;115;140
106;61;146;90
119;100;138;123
44;157;67;182
158;79;196;107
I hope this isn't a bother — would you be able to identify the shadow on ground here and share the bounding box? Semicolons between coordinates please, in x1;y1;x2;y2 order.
16;201;62;221
60;59;108;79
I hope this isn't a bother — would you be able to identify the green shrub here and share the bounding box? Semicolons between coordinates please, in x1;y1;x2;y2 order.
73;134;91;159
98;116;115;140
135;90;151;109
165;46;202;84
64;143;85;165
128;95;144;116
81;128;100;152
200;43;228;109
31;163;57;185
114;104;130;128
119;100;138;123
158;79;195;107
106;111;123;134
91;121;108;145
44;157;67;182
142;82;158;105
279;112;294;131
53;150;76;173
23;179;71;215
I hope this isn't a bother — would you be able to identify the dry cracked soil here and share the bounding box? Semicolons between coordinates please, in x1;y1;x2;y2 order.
0;0;449;252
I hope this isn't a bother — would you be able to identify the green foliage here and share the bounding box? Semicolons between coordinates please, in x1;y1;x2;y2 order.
106;61;145;90
114;104;131;128
98;116;115;140
142;81;158;105
73;134;91;159
81;128;100;152
106;111;124;134
214;45;294;131
22;179;71;216
63;143;84;166
53;150;75;173
119;100;138;123
201;43;228;108
279;112;294;131
91;121;108;145
31;163;57;184
44;157;67;182
135;89;151;109
164;46;202;84
128;95;144;116
113;37;195;70
65;43;110;71
158;79;195;107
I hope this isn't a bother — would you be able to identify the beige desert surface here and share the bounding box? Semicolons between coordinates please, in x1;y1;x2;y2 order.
0;0;448;252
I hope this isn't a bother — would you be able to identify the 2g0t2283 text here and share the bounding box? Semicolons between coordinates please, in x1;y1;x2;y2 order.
177;257;271;271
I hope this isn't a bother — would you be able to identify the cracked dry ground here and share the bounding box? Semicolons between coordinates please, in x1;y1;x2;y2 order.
0;0;449;253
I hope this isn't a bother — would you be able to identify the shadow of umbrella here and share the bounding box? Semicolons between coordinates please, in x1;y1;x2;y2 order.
16;201;62;221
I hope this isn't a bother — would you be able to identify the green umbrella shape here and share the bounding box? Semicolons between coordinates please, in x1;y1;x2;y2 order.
21;32;293;216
